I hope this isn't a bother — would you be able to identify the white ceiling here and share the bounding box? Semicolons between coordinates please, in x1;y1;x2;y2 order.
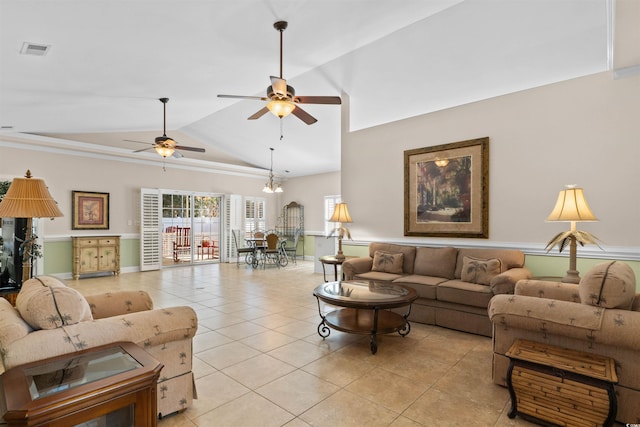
0;0;610;177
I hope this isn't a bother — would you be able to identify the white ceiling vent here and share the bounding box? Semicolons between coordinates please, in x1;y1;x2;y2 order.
20;42;51;56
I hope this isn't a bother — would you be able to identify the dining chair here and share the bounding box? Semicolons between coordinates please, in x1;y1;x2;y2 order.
232;230;257;268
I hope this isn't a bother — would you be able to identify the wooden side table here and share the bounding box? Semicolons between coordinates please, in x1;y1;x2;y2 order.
506;339;618;427
319;255;356;282
0;288;19;306
1;342;163;427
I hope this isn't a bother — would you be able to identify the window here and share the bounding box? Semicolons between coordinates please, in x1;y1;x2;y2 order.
244;197;266;235
324;195;341;235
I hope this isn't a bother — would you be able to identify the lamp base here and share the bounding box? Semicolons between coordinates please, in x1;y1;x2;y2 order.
561;270;581;284
334;252;345;261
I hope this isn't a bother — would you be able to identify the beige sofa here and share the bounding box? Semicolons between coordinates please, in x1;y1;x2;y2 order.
488;261;639;424
342;242;531;336
0;276;198;420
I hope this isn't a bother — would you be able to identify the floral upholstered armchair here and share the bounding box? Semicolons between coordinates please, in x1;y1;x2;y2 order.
488;261;639;424
0;276;198;420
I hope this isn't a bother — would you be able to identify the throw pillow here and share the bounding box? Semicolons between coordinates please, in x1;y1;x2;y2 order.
579;261;636;309
371;251;404;274
460;256;502;286
16;276;92;330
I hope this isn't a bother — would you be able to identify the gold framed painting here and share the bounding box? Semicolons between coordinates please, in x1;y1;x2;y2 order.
72;191;109;230
404;137;489;238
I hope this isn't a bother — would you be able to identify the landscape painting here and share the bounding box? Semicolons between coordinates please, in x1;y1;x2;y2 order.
404;137;489;238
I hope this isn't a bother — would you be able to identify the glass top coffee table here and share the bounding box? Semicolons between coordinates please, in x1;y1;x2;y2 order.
313;280;418;354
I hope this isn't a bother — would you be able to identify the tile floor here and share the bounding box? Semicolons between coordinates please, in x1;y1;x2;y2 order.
72;260;539;427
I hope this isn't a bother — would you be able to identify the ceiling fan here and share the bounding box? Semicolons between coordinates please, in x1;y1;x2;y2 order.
127;98;205;158
217;21;341;125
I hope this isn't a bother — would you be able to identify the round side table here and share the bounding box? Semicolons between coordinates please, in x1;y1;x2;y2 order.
319;255;356;282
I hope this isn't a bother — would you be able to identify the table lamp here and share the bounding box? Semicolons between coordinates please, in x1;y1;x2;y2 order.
329;202;352;260
0;170;63;283
545;185;599;284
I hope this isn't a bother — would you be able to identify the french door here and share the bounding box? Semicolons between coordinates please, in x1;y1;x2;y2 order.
140;188;222;269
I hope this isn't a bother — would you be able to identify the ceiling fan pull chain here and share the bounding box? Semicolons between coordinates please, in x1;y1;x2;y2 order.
280;119;284;140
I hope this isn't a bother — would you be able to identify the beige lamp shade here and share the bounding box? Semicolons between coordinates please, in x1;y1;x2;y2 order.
330;203;352;223
0;170;63;218
546;186;597;222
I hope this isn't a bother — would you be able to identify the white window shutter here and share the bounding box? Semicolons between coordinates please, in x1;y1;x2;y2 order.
140;188;161;271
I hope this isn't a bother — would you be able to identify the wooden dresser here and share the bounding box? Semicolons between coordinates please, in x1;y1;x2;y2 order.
72;236;120;279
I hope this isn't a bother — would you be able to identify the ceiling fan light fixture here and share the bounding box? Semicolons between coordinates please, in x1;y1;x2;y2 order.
155;145;175;158
267;99;295;118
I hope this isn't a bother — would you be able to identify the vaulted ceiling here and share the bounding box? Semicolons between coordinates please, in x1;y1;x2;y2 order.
0;1;610;177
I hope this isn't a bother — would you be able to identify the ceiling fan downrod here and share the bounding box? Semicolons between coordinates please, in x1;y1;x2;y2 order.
274;21;288;79
159;97;169;137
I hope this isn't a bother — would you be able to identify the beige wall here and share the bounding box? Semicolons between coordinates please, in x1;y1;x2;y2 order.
0;145;277;235
0;144;341;235
280;172;341;233
341;70;639;253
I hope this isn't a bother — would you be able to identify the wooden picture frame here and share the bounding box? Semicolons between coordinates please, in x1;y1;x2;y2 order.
404;137;489;238
72;191;109;230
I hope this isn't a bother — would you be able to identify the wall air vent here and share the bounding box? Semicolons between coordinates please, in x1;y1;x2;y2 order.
20;42;51;56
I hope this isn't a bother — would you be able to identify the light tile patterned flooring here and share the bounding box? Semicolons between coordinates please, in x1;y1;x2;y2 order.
72;260;538;427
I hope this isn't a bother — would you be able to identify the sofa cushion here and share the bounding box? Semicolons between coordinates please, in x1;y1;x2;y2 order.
355;271;404;283
460;256;502;285
393;275;446;299
579;261;636;309
369;243;416;275
372;251;404;274
437;280;494;308
413;247;458;279
16;276;92;330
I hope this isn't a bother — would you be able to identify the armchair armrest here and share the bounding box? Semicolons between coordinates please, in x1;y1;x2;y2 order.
342;257;373;280
515;279;580;303
84;290;154;319
489;294;640;351
1;306;198;373
489;267;532;295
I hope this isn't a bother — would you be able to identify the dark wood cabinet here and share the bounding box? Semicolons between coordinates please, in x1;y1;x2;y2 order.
1;342;162;427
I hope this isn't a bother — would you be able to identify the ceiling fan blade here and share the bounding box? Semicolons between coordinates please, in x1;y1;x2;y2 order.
248;106;270;120
124;139;150;145
172;151;184;159
133;146;153;153
270;76;288;97
175;145;205;153
295;96;342;105
218;94;268;101
291;106;317;125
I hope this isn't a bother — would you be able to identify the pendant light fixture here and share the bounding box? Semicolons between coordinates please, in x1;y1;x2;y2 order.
262;148;283;193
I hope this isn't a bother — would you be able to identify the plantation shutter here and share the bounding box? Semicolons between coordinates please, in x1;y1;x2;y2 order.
140;188;161;271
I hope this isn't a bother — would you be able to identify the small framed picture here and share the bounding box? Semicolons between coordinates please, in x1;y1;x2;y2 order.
72;191;109;230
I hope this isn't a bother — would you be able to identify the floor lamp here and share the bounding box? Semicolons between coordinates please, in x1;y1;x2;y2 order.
0;170;63;284
545;185;599;284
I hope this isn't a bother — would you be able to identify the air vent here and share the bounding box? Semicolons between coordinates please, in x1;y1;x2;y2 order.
20;42;51;56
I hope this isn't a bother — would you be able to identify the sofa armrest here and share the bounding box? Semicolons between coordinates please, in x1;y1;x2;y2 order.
489;267;532;295
342;257;373;280
84;290;154;319
514;279;580;302
1;306;198;373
